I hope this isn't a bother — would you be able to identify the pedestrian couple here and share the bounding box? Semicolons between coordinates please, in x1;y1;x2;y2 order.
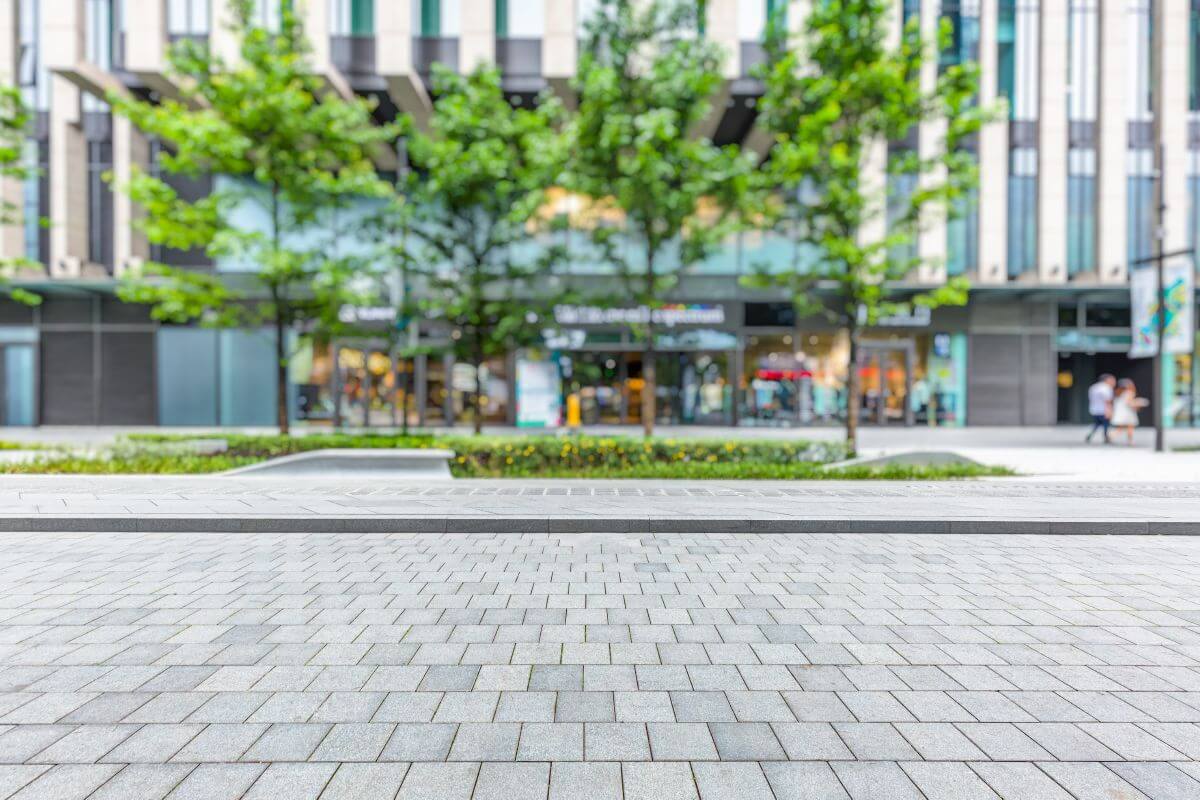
1085;373;1149;446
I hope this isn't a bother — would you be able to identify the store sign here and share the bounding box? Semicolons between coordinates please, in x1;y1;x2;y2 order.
338;305;398;326
516;358;562;428
860;305;933;327
553;304;726;328
1130;260;1195;358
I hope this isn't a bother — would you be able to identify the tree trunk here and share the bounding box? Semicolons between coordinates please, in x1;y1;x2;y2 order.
274;315;290;436
397;354;410;436
471;329;485;436
845;324;860;457
642;317;656;438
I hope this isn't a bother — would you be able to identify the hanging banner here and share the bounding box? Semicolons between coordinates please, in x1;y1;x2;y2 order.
1130;259;1195;358
516;358;562;428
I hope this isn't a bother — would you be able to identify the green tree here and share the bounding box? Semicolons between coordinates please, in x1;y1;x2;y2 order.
109;0;394;433
747;0;994;454
0;86;42;305
569;0;755;436
397;65;569;434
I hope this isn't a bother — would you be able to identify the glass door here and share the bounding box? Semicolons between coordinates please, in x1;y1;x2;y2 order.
857;341;915;426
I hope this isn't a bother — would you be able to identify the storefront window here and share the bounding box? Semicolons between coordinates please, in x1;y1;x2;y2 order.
742;333;849;426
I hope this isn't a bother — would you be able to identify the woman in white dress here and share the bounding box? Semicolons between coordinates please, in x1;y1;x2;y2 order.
1110;378;1147;446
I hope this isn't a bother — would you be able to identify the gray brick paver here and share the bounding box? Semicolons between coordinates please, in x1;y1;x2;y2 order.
5;529;1200;796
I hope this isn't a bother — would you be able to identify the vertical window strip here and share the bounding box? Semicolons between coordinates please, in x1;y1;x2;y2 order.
422;0;440;36
1129;0;1154;121
1067;0;1098;275
496;0;508;37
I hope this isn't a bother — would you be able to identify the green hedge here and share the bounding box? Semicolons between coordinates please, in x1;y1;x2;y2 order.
4;432;1010;479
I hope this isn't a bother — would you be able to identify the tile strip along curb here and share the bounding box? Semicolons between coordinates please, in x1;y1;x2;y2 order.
0;516;1196;534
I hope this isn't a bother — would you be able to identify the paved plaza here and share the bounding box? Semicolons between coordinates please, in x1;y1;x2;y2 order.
2;529;1200;798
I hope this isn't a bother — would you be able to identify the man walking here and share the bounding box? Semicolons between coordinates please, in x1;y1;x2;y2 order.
1085;373;1116;444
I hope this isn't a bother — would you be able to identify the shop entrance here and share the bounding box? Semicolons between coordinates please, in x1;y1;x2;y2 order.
562;350;734;426
1057;351;1156;424
333;340;416;428
857;340;915;426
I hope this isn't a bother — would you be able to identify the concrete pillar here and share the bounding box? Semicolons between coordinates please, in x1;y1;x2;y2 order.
378;0;430;124
43;0;88;276
1096;0;1126;284
1037;0;1068;283
1156;0;1189;258
976;0;1008;283
543;0;576;88
917;0;946;284
708;0;738;79
858;0;900;254
112;115;148;276
123;0;167;85
459;0;494;70
49;76;87;276
209;0;241;63
0;0;24;264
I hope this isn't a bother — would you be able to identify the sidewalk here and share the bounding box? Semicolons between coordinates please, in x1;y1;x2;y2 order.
3;476;1200;534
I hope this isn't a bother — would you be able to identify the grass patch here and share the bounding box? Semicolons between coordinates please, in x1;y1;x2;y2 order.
1;432;1011;479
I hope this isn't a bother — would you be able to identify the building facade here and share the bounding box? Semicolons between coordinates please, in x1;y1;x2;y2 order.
0;0;1197;428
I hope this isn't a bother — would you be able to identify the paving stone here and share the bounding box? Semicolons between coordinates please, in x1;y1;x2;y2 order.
1038;763;1150;800
494;692;556;722
708;722;786;760
395;762;479;800
446;722;520;761
473;762;549;800
831;762;922;800
968;763;1074;800
761;762;850;800
647;722;719;761
380;723;458;762
833;722;920;760
770;722;853;760
318;763;411;800
7;764;122;800
241;723;331;762
692;762;772;800
549;762;621;800
100;724;205;764
900;762;1000;800
243;763;336;800
311;723;395;762
165;763;266;800
622;762;700;800
516;722;583;761
1106;762;1200;800
584;722;651;760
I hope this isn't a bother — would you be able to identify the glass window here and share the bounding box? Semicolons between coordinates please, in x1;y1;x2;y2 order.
940;0;981;71
1068;0;1098;122
421;0;460;36
1127;164;1156;266
739;1;767;41
252;0;281;31
1067;150;1096;275
499;0;543;38
1190;151;1200;273
946;187;979;275
1192;0;1200;110
1008;148;1038;276
168;0;210;35
332;0;372;35
1129;0;1154;120
886;168;918;268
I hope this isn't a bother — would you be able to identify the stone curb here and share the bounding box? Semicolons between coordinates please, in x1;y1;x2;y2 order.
0;516;1196;535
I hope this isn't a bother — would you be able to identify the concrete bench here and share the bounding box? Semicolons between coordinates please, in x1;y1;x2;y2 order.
223;448;456;479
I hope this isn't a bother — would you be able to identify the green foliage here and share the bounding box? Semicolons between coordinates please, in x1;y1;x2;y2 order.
3;432;1011;479
751;0;992;322
392;65;570;432
2;434;1012;479
107;0;397;431
0;86;43;306
568;0;757;434
747;0;997;451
